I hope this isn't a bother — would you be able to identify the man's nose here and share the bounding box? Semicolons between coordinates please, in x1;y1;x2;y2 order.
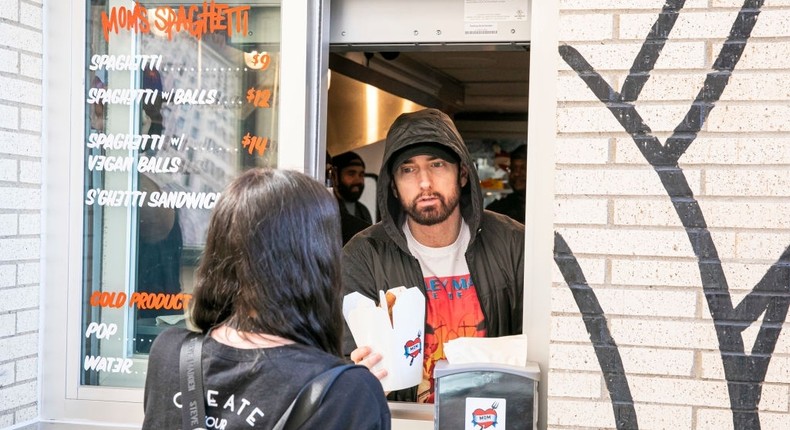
418;170;432;189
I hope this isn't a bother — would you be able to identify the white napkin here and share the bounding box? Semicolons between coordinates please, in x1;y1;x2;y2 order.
443;334;528;367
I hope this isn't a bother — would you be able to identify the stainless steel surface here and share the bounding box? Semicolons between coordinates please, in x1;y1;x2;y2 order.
15;422;138;430
327;47;530;155
329;0;531;45
389;401;435;421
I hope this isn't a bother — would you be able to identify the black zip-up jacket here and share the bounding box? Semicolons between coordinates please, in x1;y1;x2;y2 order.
342;108;525;402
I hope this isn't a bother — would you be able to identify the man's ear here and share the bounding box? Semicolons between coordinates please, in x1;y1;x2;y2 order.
327;166;335;185
459;164;469;187
391;180;399;198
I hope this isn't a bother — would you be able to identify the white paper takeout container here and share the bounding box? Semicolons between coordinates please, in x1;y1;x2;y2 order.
343;287;426;392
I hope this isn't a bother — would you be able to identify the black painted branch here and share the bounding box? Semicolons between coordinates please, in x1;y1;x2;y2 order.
621;0;686;102
663;0;765;162
559;1;785;428
553;232;639;430
558;46;666;165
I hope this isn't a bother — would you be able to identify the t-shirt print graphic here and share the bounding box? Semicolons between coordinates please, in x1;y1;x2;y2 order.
417;274;486;403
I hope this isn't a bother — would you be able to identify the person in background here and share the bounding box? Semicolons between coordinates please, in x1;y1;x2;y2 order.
331;151;373;244
343;109;524;403
134;174;183;353
485;144;527;224
143;168;390;429
134;67;183;352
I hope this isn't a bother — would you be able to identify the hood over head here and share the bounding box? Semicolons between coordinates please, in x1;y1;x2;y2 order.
377;108;483;249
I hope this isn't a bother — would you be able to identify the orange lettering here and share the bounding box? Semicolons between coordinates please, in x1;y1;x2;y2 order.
139;2;249;41
127;292;192;310
100;4;149;42
89;291;127;308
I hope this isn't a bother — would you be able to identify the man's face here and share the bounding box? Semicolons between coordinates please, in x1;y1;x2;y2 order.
392;154;467;226
509;158;527;194
335;164;365;202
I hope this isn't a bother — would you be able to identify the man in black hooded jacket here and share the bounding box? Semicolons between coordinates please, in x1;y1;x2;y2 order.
343;108;524;403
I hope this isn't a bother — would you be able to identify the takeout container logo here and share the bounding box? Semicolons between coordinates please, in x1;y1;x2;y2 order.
343;287;426;392
403;331;422;366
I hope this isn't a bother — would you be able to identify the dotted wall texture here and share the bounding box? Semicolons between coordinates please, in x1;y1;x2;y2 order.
0;0;43;427
552;1;790;429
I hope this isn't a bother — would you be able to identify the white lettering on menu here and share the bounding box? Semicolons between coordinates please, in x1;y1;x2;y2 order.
88;54;163;71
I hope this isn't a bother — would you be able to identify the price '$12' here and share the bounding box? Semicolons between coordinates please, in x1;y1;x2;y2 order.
246;87;271;108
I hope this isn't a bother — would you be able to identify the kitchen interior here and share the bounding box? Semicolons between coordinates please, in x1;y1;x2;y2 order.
325;46;530;219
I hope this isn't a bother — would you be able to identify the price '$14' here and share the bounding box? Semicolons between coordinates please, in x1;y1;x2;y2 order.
242;133;268;156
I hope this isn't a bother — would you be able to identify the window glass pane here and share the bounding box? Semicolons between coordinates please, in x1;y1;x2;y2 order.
82;0;282;388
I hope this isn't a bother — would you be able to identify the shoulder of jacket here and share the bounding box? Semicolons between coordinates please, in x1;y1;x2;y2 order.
479;211;525;235
344;224;393;253
331;366;388;401
158;326;193;340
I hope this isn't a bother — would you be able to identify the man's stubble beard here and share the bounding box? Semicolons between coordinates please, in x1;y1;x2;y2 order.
337;181;364;202
402;189;460;226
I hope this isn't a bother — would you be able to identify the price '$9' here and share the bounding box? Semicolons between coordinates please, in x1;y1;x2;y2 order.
244;51;271;71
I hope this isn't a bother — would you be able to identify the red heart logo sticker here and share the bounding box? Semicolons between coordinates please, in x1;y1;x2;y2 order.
471;408;497;429
403;332;422;365
404;338;421;358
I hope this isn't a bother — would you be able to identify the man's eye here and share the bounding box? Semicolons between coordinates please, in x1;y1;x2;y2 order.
431;161;445;168
400;166;415;174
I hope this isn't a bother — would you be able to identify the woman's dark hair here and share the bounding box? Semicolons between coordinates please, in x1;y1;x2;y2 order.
190;168;344;356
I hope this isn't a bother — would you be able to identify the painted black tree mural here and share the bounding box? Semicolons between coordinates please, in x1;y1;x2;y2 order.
555;1;790;429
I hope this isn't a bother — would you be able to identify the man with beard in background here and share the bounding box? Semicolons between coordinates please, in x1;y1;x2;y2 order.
332;151;373;244
485;144;526;224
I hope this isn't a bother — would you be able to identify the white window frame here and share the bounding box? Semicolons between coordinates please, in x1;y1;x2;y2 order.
41;0;330;425
41;0;556;427
522;2;558;429
325;1;558;429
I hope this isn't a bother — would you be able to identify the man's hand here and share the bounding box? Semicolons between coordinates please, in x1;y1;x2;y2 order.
350;346;388;380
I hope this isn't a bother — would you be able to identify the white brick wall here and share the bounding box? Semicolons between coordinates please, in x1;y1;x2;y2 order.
547;371;603;398
551;258;607;284
553;2;790;429
680;136;790;165
0;0;42;425
620;11;739;40
558;14;614;42
548;399;695;429
555;168;702;196
554;198;609;225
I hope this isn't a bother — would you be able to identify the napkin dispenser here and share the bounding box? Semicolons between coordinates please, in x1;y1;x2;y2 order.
433;360;540;430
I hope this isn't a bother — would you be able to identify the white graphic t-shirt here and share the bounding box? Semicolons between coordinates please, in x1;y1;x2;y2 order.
403;220;487;403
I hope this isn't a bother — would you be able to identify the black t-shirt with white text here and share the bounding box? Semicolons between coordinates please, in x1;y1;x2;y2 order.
142;328;390;429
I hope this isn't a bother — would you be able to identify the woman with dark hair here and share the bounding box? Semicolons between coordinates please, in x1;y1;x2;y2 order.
142;168;390;429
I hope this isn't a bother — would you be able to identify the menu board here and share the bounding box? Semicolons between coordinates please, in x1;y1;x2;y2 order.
81;1;282;388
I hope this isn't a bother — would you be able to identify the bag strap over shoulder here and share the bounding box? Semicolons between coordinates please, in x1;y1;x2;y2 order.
272;363;359;430
179;331;207;430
